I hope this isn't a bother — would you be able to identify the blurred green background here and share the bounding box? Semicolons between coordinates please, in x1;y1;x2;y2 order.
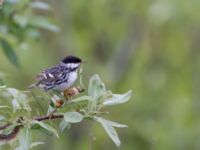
1;0;200;149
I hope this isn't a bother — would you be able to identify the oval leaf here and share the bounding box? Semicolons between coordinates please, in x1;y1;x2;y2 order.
69;96;94;103
95;117;121;147
12;98;21;112
30;142;45;148
103;90;132;106
64;112;83;123
0;38;20;67
16;129;31;150
95;117;128;128
31;120;59;137
59;119;70;132
7;88;19;97
0;105;9;109
88;74;106;100
13;15;28;28
28;17;59;32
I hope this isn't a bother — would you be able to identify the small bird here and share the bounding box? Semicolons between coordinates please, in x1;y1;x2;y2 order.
30;56;83;91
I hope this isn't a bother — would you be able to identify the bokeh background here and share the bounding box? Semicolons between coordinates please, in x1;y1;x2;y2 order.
1;0;200;149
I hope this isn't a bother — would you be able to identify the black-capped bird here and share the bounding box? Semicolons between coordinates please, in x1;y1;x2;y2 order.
30;56;83;91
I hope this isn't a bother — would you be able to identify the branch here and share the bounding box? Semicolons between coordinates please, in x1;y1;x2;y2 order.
34;114;64;121
0;114;64;142
0;125;22;141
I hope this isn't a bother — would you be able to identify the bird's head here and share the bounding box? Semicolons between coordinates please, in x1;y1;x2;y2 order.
61;56;83;71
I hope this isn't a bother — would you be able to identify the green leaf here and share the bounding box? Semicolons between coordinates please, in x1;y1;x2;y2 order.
29;1;50;10
12;98;21;112
30;142;44;148
94;117;128;128
17;128;31;150
13;15;28;28
38;127;55;137
28;16;60;32
0;85;6;89
31;120;59;137
59;119;70;132
69;96;94;103
47;104;55;114
103;90;132;106
64;112;83;123
17;93;31;111
88;74;106;100
0;105;9;109
94;117;121;147
7;88;18;97
0;38;20;67
7;88;31;112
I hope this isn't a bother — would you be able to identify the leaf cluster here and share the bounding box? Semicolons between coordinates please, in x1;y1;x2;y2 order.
0;0;59;67
0;74;132;149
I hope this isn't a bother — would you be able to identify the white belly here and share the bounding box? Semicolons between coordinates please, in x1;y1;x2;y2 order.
55;71;78;91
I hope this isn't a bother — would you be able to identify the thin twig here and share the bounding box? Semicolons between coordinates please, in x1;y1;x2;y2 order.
0;125;22;141
33;114;63;121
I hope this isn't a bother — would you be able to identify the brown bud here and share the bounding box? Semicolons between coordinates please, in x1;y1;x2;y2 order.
64;87;85;98
55;99;64;108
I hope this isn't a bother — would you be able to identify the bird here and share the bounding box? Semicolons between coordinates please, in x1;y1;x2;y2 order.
30;56;83;91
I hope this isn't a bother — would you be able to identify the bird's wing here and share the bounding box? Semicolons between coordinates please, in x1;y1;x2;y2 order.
36;65;68;83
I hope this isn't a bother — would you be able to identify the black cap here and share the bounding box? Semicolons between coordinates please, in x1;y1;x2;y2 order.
62;56;82;64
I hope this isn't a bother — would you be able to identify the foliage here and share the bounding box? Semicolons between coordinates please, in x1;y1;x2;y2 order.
0;74;132;149
0;0;59;67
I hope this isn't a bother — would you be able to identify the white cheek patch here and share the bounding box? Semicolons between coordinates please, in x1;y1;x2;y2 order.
66;64;70;68
62;63;80;69
71;63;80;68
66;63;80;69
